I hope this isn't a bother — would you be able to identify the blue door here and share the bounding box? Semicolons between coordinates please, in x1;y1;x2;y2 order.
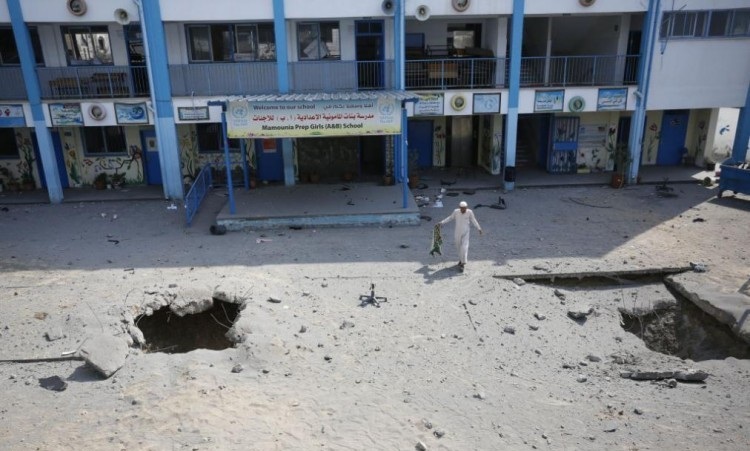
547;116;579;174
407;120;433;169
656;110;689;165
255;139;284;182
34;132;69;189
141;129;162;185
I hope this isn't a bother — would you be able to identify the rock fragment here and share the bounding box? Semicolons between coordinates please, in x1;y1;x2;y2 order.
79;334;129;378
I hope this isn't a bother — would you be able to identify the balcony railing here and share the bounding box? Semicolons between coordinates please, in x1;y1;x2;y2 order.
0;54;641;102
0;67;27;100
288;60;395;92
169;62;277;96
519;55;639;87
37;66;149;100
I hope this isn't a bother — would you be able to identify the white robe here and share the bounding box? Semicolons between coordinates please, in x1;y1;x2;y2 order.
440;208;481;264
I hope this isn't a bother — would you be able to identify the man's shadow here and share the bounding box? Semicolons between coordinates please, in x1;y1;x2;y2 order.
415;264;461;284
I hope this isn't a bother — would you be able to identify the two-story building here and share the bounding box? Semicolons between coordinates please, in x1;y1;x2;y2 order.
0;0;748;202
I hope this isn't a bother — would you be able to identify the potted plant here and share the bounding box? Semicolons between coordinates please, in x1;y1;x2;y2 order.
94;172;108;190
111;172;125;189
0;166;18;192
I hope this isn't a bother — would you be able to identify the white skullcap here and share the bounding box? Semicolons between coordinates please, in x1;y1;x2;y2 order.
459;201;468;208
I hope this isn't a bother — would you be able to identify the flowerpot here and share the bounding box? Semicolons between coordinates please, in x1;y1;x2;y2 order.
94;180;107;190
21;181;35;191
383;175;394;186
611;173;625;189
408;174;420;189
7;182;20;192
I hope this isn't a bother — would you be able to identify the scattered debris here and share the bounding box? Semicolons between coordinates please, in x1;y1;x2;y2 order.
209;224;227;235
513;278;526;286
256;238;273;244
534;312;546;321
231;364;244;373
267;297;282;304
689;262;707;272
78;334;129;378
567;306;594;321
619;369;708;382
503;326;516;335
358;283;387;308
38;375;68;392
339;320;355;330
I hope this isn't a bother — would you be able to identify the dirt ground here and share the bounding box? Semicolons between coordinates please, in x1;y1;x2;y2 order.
1;182;749;450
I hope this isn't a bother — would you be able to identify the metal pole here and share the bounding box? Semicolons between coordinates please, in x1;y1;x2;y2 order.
220;103;236;214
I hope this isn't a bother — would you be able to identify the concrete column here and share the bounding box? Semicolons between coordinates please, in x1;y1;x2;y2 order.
272;0;295;186
138;0;183;200
504;0;525;191
628;0;661;184
7;0;63;203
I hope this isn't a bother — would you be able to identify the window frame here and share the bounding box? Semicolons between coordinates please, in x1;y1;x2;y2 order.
61;25;113;66
661;9;750;39
82;126;127;156
0;27;44;66
0;128;20;159
186;23;276;63
297;21;340;61
196;123;241;153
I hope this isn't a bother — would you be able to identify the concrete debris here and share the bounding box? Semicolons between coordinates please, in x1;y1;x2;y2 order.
231;364;244;373
533;263;551;272
620;369;708;382
38;375;67;392
534;312;546;321
567;306;593;320
170;296;213;317
267;297;282;304
127;324;145;347
415;441;427;451
503;326;516;334
576;375;588;383
513;278;526;286
79;334;129;378
554;289;567;301
603;422;618;432
610;352;638;365
586;354;601;362
44;330;65;342
340;320;355;330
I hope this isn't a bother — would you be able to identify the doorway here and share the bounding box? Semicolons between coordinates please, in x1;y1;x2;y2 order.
355;21;385;90
255;139;284;182
449;116;473;168
141;129;161;185
359;136;385;176
125;24;149;96
407;120;433;170
657;110;689;166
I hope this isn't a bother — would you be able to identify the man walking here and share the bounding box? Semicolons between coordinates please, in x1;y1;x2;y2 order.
439;201;482;271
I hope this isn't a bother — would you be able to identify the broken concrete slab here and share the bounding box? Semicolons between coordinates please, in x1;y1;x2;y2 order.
79;334;129;378
665;273;750;344
568;306;593;320
620;369;708;382
169;288;214;317
616;284;678;317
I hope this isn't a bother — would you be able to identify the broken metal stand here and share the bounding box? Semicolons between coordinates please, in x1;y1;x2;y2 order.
359;283;388;308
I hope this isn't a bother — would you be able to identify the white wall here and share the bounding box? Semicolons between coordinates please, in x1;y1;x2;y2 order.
648;39;750;109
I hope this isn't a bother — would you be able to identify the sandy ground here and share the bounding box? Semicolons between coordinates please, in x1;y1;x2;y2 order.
1;182;749;450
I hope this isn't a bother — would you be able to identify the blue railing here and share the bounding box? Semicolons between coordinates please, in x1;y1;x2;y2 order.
518;54;639;87
185;163;213;226
37;65;149;100
406;57;503;90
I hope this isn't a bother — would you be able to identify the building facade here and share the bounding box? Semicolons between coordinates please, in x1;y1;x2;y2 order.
0;0;749;202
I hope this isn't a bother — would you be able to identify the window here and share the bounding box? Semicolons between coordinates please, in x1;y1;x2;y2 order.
297;22;340;60
662;9;750;39
62;26;113;65
196;123;240;152
0;128;19;158
0;27;44;66
83;126;126;155
187;24;276;62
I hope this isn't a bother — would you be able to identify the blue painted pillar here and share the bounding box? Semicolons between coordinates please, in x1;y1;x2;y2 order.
139;0;183;199
273;0;295;186
628;0;660;183
503;0;524;191
395;0;406;184
7;0;62;203
732;83;750;161
220;106;236;214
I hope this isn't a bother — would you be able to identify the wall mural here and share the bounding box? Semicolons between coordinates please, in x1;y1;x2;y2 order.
64;141;81;186
96;145;144;184
643;122;661;164
432;120;446;167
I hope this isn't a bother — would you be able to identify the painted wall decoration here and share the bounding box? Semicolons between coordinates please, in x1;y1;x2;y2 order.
96;145;144;183
49;103;83;126
534;90;564;112
576;123;611;171
597;88;627;111
0;104;25;127
643;121;661;164
115;103;148;124
432;118;446;167
227;97;400;138
414;93;444;116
